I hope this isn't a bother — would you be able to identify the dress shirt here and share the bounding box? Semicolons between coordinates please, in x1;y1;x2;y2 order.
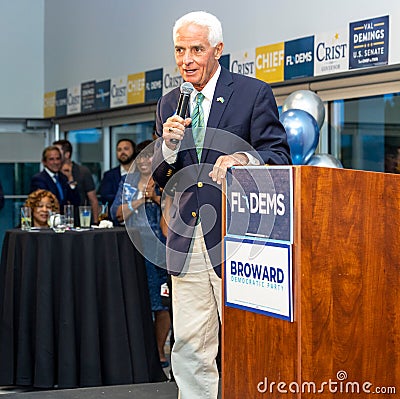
120;165;128;177
44;167;58;184
45;167;76;190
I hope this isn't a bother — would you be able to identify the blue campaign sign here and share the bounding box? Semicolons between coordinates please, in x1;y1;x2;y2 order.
349;15;389;69
95;80;111;111
145;68;163;103
55;89;67;117
226;166;293;243
284;36;314;80
81;80;96;113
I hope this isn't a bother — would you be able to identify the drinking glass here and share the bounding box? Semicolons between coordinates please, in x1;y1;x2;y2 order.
98;203;109;223
21;206;32;231
64;205;75;228
52;214;67;233
79;206;92;228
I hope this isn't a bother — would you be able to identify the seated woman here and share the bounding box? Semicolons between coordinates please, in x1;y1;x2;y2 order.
25;189;60;227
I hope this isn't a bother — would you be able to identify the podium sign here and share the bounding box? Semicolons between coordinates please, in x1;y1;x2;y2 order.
224;236;292;321
224;166;293;321
226;166;293;242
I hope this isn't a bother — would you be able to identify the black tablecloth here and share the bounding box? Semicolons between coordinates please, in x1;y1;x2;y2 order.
0;227;167;388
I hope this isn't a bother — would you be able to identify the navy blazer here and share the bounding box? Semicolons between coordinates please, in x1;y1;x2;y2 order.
152;67;291;277
30;170;80;209
99;166;122;208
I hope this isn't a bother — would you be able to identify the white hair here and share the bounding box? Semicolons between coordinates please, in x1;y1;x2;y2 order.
173;11;223;47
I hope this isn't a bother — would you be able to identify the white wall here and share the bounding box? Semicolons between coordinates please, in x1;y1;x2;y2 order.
0;0;44;118
44;0;400;92
0;0;398;118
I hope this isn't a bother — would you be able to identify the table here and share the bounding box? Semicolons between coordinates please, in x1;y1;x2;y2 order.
0;227;167;388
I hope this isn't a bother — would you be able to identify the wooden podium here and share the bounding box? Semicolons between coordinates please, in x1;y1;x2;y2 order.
222;166;400;398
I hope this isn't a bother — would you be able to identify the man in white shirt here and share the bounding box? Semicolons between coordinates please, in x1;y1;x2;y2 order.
152;11;291;399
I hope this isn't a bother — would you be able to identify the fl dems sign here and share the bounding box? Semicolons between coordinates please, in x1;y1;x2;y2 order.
224;166;293;321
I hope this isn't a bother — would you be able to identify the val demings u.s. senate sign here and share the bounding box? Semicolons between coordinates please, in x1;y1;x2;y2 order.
226;166;293;243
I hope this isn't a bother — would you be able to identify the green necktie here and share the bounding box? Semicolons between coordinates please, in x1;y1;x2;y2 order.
191;92;205;161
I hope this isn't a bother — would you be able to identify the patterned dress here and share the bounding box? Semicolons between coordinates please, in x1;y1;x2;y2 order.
111;172;168;311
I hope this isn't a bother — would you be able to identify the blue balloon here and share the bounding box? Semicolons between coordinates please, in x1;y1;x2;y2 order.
279;109;320;165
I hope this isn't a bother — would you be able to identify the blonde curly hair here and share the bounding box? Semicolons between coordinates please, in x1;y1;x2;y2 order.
25;189;60;213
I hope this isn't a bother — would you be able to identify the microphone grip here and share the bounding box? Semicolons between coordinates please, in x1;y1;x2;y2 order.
169;93;190;145
176;94;190;118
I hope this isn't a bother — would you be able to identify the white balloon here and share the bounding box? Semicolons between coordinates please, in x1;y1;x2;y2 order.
307;154;343;168
282;90;325;129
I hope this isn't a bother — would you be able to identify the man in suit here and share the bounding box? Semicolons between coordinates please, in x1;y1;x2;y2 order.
30;146;80;209
152;11;291;399
99;138;136;210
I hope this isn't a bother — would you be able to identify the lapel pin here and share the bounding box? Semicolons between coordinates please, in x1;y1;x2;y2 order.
216;97;225;103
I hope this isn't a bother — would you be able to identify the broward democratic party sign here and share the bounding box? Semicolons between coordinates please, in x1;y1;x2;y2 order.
225;166;293;320
225;236;292;321
226;166;293;243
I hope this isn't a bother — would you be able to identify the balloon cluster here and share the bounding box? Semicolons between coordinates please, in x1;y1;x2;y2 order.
279;90;342;168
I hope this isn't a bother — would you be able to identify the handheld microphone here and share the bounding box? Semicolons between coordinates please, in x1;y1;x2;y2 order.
170;82;194;144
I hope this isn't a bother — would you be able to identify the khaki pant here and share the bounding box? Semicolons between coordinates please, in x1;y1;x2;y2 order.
171;223;222;399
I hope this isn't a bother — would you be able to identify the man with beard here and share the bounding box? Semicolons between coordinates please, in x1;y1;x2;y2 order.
99;138;136;210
